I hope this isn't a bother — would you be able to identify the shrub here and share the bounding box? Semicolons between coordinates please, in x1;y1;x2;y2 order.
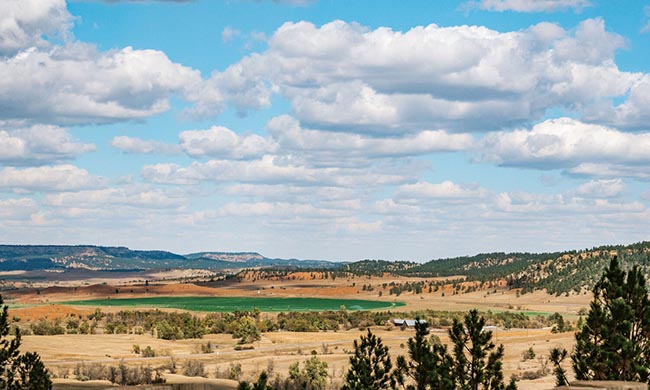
228;362;242;380
183;359;206;377
521;347;535;361
141;346;156;358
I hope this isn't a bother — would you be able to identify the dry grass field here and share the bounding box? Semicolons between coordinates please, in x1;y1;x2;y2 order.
22;327;574;389
23;327;573;389
5;271;589;389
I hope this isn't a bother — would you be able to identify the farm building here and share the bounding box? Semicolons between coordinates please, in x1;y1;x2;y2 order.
391;318;427;329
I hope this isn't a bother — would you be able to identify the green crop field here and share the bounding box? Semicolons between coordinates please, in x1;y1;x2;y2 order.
62;296;405;312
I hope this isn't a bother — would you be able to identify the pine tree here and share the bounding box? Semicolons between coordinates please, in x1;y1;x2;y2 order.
449;309;516;390
0;295;52;389
343;329;394;390
396;319;453;390
549;348;568;387
572;256;650;382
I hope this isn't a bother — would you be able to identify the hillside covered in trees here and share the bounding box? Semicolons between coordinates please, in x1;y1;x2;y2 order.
239;242;650;296
400;241;650;296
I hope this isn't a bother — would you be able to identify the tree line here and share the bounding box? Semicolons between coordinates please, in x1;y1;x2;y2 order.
22;307;571;342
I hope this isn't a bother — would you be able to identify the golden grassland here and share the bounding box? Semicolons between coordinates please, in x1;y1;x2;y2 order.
6;271;589;389
23;327;574;390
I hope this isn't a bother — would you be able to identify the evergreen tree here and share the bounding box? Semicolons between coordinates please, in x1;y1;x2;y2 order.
343;329;394;390
549;348;568;387
396;319;453;390
449;309;515;390
572;256;650;382
0;295;52;389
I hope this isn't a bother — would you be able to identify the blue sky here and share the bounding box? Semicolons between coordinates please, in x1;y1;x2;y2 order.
1;0;650;261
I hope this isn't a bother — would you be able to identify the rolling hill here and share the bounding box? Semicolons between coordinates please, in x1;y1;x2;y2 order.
400;241;650;295
2;242;650;297
0;245;338;271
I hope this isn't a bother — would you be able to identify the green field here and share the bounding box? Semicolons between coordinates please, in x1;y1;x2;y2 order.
63;296;405;312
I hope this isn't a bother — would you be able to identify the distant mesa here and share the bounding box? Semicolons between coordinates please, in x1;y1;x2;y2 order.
0;244;337;272
185;251;265;263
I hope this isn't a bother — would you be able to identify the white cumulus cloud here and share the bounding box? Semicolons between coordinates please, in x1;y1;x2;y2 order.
0;0;72;56
468;0;591;13
111;136;179;155
193;18;633;134
0;198;38;219
45;186;187;209
575;179;625;198
221;27;240;43
0;125;95;165
479;118;650;174
0;164;104;192
267;115;474;161
585;74;650;130
141;155;415;187
0;0;206;126
566;163;650;181
1;45;202;125
179;126;276;159
395;181;487;200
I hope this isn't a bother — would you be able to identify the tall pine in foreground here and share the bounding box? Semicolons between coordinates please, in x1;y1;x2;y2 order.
343;329;395;390
395;319;454;390
449;309;516;390
572;256;650;382
0;294;52;389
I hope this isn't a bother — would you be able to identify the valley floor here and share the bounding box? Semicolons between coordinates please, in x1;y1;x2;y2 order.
23;327;574;390
5;272;588;389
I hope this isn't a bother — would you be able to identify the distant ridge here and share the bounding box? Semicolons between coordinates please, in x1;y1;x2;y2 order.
0;245;338;271
2;241;649;297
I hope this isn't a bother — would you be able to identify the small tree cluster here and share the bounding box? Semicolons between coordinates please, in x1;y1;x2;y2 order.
344;310;516;390
74;361;165;385
288;356;329;390
238;371;271;390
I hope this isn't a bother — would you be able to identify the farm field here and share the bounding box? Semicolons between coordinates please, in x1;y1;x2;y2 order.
62;296;405;312
8;270;591;317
